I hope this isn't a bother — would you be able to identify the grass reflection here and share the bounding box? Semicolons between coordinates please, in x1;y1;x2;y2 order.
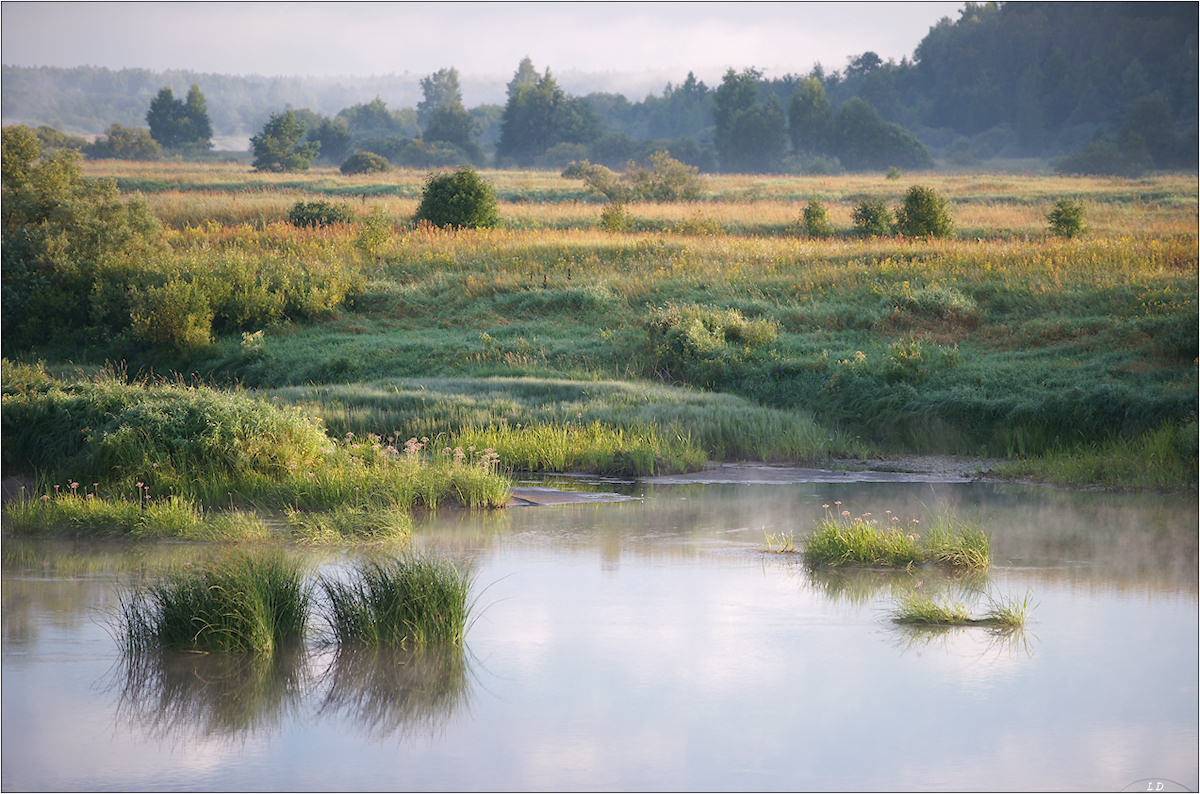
316;644;471;739
112;645;310;741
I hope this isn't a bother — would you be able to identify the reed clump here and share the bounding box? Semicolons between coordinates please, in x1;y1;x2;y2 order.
802;504;990;570
892;591;1031;629
320;555;472;647
120;550;311;655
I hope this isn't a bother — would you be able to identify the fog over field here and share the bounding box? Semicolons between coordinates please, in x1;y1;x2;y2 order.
2;1;962;102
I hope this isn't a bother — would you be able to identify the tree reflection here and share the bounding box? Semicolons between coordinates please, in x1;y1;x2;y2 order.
316;644;471;740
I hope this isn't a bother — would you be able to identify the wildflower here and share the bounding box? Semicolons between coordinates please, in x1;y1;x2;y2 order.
841;510;851;517
834;500;842;506
822;504;830;509
40;495;49;501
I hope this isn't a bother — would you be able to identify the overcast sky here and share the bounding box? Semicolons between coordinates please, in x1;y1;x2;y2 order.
3;2;964;100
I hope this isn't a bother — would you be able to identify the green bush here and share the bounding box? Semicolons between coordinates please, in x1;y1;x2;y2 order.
288;200;355;228
340;151;391;175
646;303;778;386
2;125;163;346
851;199;893;237
894;185;954;238
599;202;630;232
801;199;834;238
1047;198;1086;238
129;278;214;349
413;167;499;229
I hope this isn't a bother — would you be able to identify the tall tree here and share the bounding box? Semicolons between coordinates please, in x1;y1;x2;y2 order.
418;67;479;159
250;110;320;172
713;67;788;173
497;61;599;166
788;77;831;156
145;85;211;151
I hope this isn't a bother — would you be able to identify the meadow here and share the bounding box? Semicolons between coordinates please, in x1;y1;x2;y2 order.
6;160;1197;516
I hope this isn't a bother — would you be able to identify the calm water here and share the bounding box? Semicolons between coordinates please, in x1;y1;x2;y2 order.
3;478;1197;792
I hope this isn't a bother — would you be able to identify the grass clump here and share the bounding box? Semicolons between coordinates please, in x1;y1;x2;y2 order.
120;549;311;655
802;503;990;570
892;591;1031;629
284;504;412;544
320;554;472;647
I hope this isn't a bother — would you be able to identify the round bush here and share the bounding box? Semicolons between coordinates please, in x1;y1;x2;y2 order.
852;199;893;237
340;151;391;175
801;199;834;238
414;167;499;229
894;185;954;238
288;200;355;228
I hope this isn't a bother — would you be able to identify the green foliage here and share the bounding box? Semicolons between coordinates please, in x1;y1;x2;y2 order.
418;67;481;161
647;303;778;387
145;85;212;152
497;60;600;166
1;125;163;346
413;167;499;229
713;68;788;173
121;550;310;654
287;199;355;228
568;151;703;203
788;77;831;156
320;555;472;646
1047;198;1086;238
801;198;834;237
851;198;894;236
340;151;391;175
894;185;954;238
356;207;393;260
86;124;163;160
1054;135;1152;177
831;98;933;172
885;166;902;180
251;110;321;172
129;278;214;349
599;201;630;232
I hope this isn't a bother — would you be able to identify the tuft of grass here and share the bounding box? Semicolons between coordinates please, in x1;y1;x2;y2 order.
320;554;472;647
763;530;798;554
120;549;311;655
892;591;1031;629
802;504;990;570
285;504;412;544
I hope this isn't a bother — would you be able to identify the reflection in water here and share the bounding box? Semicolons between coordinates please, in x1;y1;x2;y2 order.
112;646;310;742
316;644;471;740
802;564;991;606
107;642;472;744
890;621;1036;658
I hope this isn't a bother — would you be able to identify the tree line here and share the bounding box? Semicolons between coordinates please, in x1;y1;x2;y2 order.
7;2;1195;174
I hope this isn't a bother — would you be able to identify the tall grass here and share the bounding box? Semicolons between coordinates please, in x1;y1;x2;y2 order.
892;591;1031;629
320;555;473;647
802;505;991;570
120;550;311;655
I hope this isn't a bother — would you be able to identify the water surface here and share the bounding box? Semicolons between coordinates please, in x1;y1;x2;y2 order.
3;480;1196;791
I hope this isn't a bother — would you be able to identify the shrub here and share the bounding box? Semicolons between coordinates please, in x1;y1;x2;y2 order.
851;199;893;236
129;278;214;349
340;151;391;175
599;202;630;232
801;199;834;238
1047;198;1086;238
356;206;393;260
413;167;499;229
885;166;902;180
894;185;954;238
625;151;704;202
288;199;355;228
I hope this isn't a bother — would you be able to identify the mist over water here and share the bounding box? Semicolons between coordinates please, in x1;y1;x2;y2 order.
3;479;1195;791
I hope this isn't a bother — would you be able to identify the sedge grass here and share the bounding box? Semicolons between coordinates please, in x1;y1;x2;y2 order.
803;505;990;571
284;504;412;544
120;550;311;655
320;554;472;647
892;591;1031;629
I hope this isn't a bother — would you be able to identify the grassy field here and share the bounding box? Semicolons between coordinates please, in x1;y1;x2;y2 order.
8;162;1198;495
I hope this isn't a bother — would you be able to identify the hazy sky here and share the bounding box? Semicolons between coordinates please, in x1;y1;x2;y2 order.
3;2;964;99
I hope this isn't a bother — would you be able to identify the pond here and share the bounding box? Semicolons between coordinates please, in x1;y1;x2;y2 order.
2;475;1197;791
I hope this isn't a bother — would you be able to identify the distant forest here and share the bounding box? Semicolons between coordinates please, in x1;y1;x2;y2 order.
4;2;1196;173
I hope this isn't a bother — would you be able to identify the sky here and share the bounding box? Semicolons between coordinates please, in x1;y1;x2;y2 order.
2;1;964;101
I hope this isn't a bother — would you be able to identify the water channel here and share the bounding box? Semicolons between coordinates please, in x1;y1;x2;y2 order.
3;473;1197;791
